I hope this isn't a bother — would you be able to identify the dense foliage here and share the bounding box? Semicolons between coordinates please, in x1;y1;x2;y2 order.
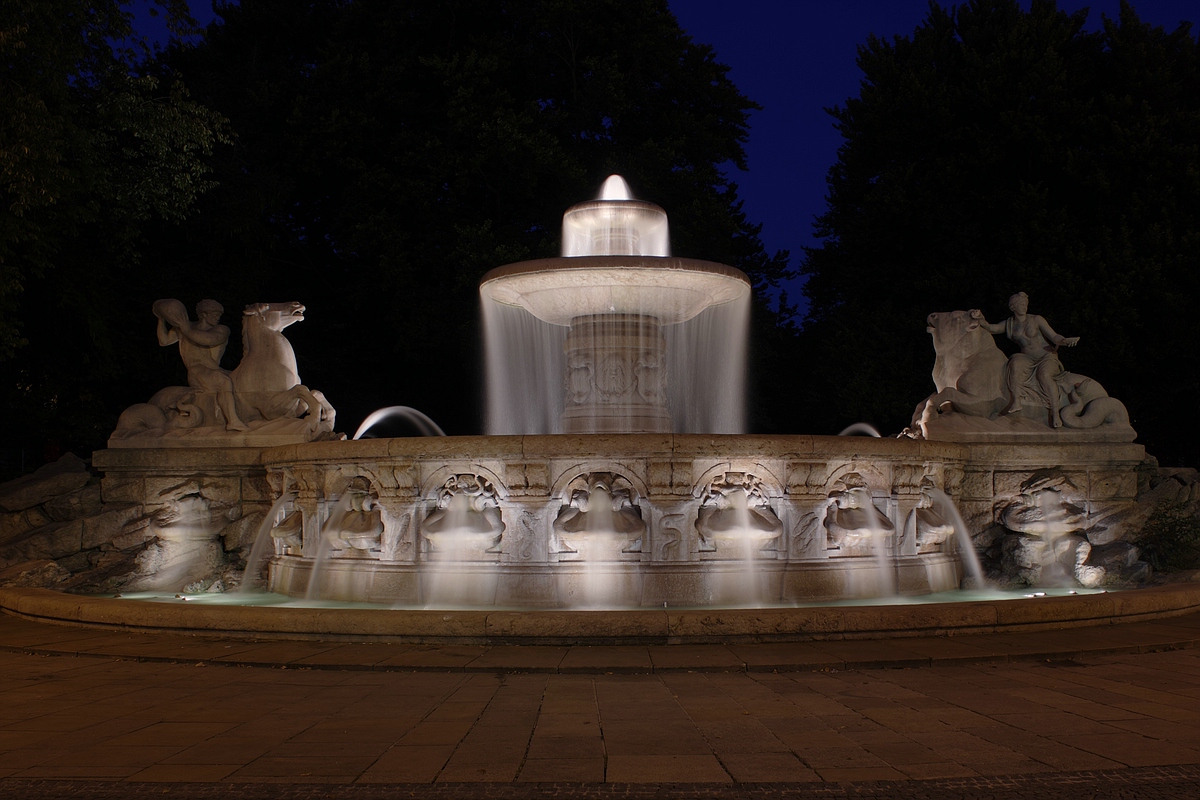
1134;502;1200;572
2;0;790;459
147;0;791;436
7;0;1197;470
0;0;230;458
799;0;1200;464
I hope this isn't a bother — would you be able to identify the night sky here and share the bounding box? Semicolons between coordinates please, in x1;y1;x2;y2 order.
146;1;1199;309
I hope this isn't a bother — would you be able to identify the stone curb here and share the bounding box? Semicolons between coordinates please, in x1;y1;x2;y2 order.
2;635;1194;674
2;584;1200;646
3;764;1200;799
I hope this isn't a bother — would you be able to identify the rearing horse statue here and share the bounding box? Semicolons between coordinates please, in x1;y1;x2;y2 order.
231;302;335;430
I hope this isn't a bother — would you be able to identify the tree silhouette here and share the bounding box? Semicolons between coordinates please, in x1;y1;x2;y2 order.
799;0;1200;464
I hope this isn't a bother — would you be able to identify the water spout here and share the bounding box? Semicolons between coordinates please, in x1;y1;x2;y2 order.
238;490;296;593
305;492;354;600
854;487;897;597
1035;489;1077;587
421;478;504;607
929;488;987;588
576;483;618;608
599;174;632;201
839;423;882;437
561;173;669;258
353;406;446;439
726;487;762;605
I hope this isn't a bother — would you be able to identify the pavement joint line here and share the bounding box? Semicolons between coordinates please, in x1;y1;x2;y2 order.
0;635;1197;674
2;763;1200;798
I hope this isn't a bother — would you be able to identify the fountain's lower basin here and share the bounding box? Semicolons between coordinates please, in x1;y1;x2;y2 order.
8;583;1197;647
271;553;962;607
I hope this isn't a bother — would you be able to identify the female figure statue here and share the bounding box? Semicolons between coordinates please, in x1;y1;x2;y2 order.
971;292;1079;428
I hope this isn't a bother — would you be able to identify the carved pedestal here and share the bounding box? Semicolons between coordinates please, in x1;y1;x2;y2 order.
561;314;670;434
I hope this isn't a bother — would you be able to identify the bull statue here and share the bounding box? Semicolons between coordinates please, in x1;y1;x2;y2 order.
908;298;1134;441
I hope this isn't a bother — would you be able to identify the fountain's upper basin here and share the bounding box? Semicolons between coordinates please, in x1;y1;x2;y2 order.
479;255;750;326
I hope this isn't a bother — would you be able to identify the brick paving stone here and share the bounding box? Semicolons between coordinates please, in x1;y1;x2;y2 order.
357;744;455;782
559;646;653;673
525;736;605;760
805;640;932;669
1053;731;1200;766
465;646;568;672
39;745;187;769
126;764;241;782
207;642;340;666
605;754;731;782
894;761;979;780
727;642;846;671
516;757;605;782
287;642;413;667
107;722;238;747
370;644;489;669
646;645;743;671
6;614;1200;796
159;740;277;766
716;751;820;781
13;765;139;780
814;766;908;781
1;765;1200;798
532;714;602;737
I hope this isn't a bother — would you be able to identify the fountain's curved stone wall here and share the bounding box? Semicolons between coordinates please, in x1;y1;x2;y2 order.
255;436;1135;605
80;436;1147;606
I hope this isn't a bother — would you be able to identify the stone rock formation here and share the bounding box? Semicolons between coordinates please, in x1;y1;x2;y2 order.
978;469;1153;587
0;452;272;594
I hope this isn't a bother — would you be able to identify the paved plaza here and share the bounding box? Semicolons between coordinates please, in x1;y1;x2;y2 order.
3;612;1200;797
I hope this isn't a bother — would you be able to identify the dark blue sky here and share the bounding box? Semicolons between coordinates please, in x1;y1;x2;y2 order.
666;1;1198;295
143;1;1198;302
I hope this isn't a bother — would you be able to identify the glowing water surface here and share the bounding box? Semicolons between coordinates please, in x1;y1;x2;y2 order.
107;585;1110;612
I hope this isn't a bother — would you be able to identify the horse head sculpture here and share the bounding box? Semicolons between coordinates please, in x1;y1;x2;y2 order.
231;302;335;429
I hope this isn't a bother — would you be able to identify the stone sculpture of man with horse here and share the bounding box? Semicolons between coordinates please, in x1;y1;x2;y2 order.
110;298;336;445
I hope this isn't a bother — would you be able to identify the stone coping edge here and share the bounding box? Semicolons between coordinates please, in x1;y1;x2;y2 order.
3;584;1200;645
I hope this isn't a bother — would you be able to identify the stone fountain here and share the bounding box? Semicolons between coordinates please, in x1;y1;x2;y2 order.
481;176;749;436
0;177;1157;610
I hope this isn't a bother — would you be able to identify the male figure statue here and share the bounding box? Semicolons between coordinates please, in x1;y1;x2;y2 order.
154;298;250;431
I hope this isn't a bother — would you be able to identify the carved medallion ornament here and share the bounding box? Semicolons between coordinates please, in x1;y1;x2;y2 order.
560;314;671;433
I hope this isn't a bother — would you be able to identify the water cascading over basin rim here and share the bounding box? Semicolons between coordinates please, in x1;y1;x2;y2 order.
479;255;750;327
